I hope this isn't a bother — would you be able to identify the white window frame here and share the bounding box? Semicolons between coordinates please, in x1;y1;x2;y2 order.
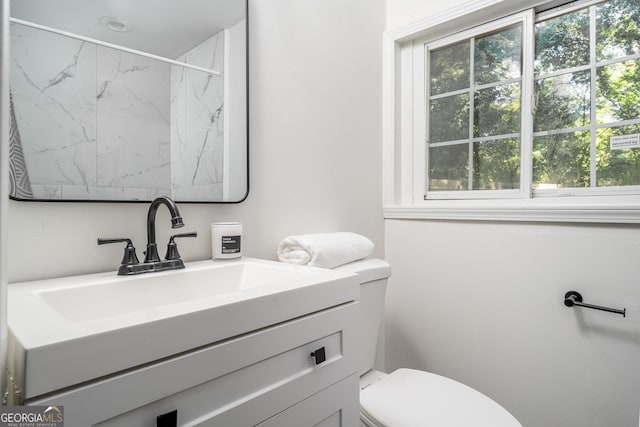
532;1;640;198
417;12;534;201
382;0;640;223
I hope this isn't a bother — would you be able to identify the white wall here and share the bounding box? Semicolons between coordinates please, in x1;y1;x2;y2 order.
386;0;463;29
385;220;640;427
7;0;386;282
385;2;640;427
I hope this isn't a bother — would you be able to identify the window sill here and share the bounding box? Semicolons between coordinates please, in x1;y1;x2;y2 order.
383;196;640;223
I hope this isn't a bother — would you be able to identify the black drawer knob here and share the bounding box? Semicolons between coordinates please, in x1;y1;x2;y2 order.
310;347;326;365
157;409;177;427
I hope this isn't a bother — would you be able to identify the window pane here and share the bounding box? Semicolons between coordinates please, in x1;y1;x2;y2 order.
474;83;520;137
474;26;522;85
596;0;640;61
596;125;640;186
596;59;640;124
429;144;469;191
534;71;590;132
429;94;469;143
535;9;590;75
472;138;520;190
429;41;470;96
532;131;590;188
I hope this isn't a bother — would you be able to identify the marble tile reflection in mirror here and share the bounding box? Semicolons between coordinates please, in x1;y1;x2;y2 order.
8;4;247;202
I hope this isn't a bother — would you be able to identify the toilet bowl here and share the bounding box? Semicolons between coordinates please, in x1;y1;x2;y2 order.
334;259;522;427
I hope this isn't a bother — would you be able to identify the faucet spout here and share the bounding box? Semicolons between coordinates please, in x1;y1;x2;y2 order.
144;196;184;263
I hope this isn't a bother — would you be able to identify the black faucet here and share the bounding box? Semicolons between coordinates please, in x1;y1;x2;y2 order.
144;196;185;263
98;196;197;275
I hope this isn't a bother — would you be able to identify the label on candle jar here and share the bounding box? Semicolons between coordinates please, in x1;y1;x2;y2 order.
211;222;242;259
221;235;241;254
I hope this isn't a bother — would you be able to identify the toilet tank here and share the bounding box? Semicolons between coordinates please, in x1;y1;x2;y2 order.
334;259;391;375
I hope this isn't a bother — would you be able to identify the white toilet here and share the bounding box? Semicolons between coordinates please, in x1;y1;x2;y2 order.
334;258;523;427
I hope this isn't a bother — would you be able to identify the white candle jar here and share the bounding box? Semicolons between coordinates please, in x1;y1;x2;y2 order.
211;222;243;259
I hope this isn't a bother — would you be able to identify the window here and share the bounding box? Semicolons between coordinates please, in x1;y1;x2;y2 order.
417;0;640;203
533;0;640;191
426;20;525;198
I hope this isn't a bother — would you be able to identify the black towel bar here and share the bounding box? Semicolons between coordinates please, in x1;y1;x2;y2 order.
564;291;626;318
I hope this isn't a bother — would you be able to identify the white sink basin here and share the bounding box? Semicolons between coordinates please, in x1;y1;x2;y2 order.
8;258;358;400
37;261;320;322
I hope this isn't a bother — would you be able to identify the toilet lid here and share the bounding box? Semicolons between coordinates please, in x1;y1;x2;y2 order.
360;369;522;427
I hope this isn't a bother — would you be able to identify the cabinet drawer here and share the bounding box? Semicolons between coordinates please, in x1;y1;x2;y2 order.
31;302;358;426
256;374;359;427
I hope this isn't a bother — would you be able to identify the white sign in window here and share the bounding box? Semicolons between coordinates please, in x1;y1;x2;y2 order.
610;134;640;150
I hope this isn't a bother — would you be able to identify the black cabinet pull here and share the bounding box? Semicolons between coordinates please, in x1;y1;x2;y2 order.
310;347;326;365
157;409;177;427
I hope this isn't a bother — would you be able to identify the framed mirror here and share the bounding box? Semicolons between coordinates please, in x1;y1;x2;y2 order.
8;0;248;202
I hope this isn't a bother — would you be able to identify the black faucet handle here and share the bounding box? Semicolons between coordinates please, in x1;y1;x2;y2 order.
165;232;197;260
171;232;197;240
97;238;140;265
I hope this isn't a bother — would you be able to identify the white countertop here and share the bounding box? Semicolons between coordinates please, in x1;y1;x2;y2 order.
8;258;359;400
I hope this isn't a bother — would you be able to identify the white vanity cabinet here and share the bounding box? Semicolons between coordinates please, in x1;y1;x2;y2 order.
28;302;359;426
255;374;359;427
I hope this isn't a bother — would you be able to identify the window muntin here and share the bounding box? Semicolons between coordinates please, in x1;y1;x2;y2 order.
423;0;640;199
426;24;523;195
595;0;640;61
430;41;470;96
532;0;640;191
534;8;590;75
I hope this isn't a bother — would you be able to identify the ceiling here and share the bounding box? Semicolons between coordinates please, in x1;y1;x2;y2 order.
10;0;245;59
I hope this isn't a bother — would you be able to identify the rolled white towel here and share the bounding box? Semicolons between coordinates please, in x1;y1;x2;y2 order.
277;232;374;268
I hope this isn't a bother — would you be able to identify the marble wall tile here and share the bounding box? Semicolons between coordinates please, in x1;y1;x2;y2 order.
173;183;223;201
87;185;150;201
186;126;224;186
10;24;97;189
11;23;225;201
171;31;225;200
59;184;90;200
31;184;62;199
96;47;171;194
170;65;188;195
184;34;225;131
